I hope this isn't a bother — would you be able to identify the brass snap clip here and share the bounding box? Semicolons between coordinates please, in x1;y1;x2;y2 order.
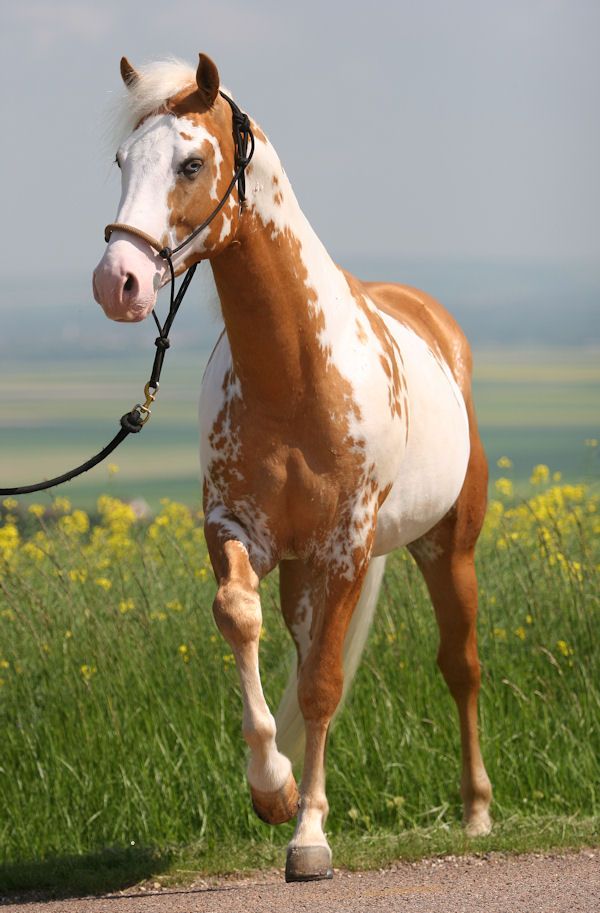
135;382;159;426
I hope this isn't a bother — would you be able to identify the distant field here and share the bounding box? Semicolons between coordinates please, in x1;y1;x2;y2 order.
0;347;597;509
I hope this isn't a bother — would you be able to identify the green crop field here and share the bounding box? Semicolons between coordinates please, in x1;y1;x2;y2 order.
0;472;598;895
0;346;598;509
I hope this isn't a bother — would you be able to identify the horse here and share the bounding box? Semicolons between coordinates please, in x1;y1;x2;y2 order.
93;53;492;882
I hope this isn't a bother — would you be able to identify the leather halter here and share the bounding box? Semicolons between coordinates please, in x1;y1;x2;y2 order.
104;90;254;262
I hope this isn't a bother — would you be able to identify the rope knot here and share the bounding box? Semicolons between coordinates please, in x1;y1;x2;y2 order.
154;336;170;351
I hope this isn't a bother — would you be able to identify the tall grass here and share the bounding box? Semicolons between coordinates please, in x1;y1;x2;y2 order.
0;462;598;877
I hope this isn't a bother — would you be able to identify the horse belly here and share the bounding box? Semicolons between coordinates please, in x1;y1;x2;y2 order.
373;320;470;555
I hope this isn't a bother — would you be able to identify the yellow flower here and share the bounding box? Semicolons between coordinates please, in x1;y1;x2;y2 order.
2;498;19;511
530;464;550;486
80;664;97;682
222;653;235;667
497;456;513;469
514;626;526;641
53;496;72;513
118;598;135;614
178;644;190;663
495;477;513;498
493;627;507;641
150;610;168;622
28;504;45;518
166;600;183;612
584;438;598;447
526;614;533;625
0;523;20;560
64;630;73;639
108;463;120;476
552;471;562;483
67;568;88;584
0;659;9;669
94;577;112;591
59;510;89;538
556;640;574;657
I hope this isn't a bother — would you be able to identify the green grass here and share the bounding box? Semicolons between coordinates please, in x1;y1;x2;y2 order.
0;347;598;508
0;482;598;896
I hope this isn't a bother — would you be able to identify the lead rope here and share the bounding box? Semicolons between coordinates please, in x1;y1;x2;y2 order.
0;92;253;497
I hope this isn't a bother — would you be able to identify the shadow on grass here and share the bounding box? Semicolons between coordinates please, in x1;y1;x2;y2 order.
0;844;172;903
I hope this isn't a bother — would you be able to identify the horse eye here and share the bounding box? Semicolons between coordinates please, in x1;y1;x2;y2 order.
114;154;121;169
180;158;203;179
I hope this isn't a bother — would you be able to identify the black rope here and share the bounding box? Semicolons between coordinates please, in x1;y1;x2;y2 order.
0;264;193;496
0;92;254;497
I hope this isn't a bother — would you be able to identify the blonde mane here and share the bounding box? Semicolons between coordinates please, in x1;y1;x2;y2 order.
108;58;197;149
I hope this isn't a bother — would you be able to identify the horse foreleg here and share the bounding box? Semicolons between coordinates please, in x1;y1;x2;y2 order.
208;534;299;825
285;562;369;882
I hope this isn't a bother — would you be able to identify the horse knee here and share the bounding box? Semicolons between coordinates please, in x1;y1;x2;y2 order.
213;581;261;646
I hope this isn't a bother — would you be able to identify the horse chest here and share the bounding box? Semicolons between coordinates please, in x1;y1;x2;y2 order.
199;333;396;557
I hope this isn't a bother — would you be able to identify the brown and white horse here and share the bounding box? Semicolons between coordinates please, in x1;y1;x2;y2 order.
93;53;492;881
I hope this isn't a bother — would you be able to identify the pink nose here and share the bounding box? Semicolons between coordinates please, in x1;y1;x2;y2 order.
93;235;162;322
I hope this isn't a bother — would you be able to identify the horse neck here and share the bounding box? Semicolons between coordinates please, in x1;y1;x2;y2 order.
210;135;350;410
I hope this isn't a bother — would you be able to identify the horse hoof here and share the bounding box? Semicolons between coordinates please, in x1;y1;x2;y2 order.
465;809;492;837
285;845;333;882
250;773;300;825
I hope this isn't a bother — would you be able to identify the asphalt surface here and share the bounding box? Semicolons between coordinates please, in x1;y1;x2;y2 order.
2;850;598;913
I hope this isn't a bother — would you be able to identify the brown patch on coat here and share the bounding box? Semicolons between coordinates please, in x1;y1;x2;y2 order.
205;210;382;582
343;269;405;422
365;281;473;399
179;131;193;140
164;93;240;251
250;119;267;144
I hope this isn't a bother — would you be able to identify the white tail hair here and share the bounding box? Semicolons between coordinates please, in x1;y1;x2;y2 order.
275;556;387;767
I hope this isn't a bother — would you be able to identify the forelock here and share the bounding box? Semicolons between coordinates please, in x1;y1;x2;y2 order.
107;58;197;150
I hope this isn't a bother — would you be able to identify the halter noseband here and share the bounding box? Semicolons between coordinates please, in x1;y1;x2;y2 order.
104;90;254;261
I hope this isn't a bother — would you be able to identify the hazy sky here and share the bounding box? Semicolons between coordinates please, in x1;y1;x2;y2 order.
1;0;598;278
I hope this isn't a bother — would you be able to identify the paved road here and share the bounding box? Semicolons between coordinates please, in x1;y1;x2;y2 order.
2;850;598;913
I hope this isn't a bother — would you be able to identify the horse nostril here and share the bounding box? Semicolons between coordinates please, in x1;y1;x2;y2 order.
123;274;135;293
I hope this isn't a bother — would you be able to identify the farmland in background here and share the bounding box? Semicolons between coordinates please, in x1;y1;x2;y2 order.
0;347;597;509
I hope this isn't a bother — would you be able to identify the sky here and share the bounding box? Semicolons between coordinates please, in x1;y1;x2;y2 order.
1;0;599;280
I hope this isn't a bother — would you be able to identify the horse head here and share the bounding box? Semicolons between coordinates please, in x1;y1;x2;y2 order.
93;54;243;322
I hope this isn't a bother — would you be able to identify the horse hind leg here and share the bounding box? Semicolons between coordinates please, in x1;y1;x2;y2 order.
208;535;299;825
408;431;492;836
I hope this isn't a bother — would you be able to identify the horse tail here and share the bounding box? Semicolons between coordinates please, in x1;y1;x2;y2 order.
275;555;387;767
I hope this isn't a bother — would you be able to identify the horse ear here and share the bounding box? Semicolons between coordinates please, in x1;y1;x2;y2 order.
120;57;139;89
196;53;220;108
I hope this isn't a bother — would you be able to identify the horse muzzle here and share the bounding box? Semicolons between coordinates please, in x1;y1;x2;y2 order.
93;234;163;322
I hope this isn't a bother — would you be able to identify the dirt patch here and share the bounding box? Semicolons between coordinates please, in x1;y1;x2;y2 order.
2;849;598;913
